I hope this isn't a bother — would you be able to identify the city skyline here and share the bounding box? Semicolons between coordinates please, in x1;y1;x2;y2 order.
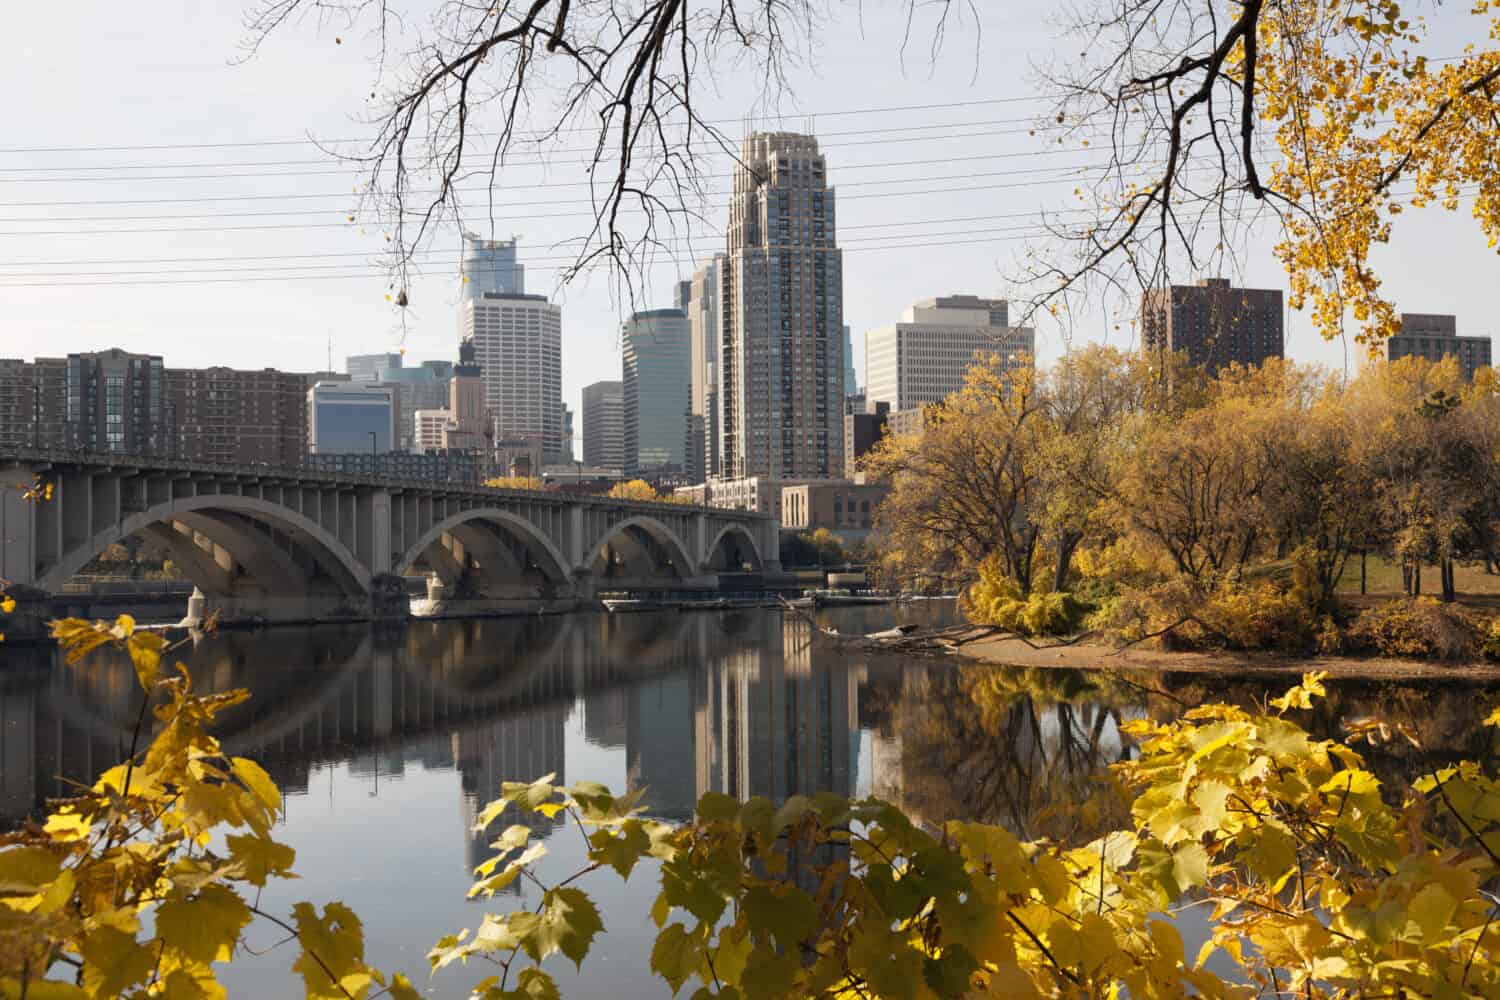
10;3;1495;434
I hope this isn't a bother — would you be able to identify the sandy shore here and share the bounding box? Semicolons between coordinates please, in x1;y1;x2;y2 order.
952;631;1500;683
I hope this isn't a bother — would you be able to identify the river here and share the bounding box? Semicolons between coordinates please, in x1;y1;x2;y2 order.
3;605;1499;996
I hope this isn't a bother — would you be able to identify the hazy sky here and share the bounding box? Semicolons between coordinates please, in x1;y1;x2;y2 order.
4;1;1497;429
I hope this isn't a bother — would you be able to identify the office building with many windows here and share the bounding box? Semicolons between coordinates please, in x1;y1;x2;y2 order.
461;291;564;464
581;380;624;471
688;254;726;482
1140;277;1284;375
864;295;1033;412
720;131;845;480
345;353;402;383
1384;313;1493;381
622;308;692;477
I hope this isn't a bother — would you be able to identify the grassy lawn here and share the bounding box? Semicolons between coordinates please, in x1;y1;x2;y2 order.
1336;553;1500;611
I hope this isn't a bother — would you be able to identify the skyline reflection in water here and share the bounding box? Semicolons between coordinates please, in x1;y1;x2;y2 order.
2;606;1498;996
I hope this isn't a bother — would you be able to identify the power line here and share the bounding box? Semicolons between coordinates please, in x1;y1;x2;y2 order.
1;51;1475;158
0;222;1067;278
0;116;1057;173
0;149;1108;208
0;211;1071;268
0;97;1055;156
0;125;1059;184
0;235;1041;287
0;162;1117;223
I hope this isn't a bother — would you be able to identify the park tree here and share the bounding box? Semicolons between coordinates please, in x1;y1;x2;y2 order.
604;479;663;502
866;360;1051;595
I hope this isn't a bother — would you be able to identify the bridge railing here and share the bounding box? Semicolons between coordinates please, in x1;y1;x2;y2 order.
0;445;765;518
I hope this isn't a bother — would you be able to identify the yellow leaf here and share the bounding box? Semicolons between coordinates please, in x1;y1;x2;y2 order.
231;758;282;814
79;925;155;999
127;630;165;690
1407;883;1458;940
0;845;64;893
155;885;252;964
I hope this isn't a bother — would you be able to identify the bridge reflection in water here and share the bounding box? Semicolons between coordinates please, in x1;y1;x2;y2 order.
0;611;900;858
7;608;1500;996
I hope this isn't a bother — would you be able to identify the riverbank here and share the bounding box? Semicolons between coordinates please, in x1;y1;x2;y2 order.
954;630;1500;682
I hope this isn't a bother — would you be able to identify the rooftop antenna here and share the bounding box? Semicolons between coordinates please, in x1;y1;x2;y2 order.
326;332;333;373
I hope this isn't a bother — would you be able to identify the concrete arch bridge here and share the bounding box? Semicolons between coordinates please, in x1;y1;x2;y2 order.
0;449;778;626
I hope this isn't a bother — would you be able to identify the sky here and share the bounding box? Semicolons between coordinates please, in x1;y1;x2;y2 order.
3;1;1498;430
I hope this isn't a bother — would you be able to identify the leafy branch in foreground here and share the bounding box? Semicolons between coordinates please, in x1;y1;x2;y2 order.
0;616;420;1000
10;619;1500;999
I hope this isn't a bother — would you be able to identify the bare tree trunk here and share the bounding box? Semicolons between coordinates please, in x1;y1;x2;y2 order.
1414;562;1422;596
1360;548;1367;595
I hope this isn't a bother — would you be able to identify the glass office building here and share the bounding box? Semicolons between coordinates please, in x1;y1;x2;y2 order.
461;233;525;300
308;382;396;454
622;309;692;476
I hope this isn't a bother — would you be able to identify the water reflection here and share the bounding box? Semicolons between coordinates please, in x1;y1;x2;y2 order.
4;608;1499;995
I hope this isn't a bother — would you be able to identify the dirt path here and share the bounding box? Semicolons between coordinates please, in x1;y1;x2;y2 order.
953;631;1500;683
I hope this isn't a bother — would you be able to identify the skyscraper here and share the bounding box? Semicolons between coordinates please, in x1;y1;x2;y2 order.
581;380;624;470
461;232;525;299
1140;277;1284;375
1384;313;1493;381
345;353;402;383
622;309;692;477
721;131;845;480
865;295;1034;411
688;255;725;482
843;324;858;397
462;291;564;464
442;337;490;453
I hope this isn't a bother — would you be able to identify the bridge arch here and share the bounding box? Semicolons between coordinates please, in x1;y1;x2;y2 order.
589;515;697;581
395;509;572;589
37;494;370;597
703;522;765;572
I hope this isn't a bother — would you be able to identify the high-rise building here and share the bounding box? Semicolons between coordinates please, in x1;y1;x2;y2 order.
561;404;575;464
843;324;858;397
462;291;564;464
581;380;624;470
345;353;402;382
0;357;81;452
865;295;1034;411
0;349;173;454
1384;313;1493;381
413;408;452;451
720;131;845;480
1140;277;1284;375
373;359;454;450
687;255;725;482
461;233;525;299
167;367;307;466
307;382;396;454
844;401;889;479
622;309;692;477
443;337;490;453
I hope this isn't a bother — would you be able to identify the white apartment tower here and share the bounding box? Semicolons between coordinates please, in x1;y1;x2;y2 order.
461;291;564;464
720;132;845;480
865;295;1034;411
688;254;725;481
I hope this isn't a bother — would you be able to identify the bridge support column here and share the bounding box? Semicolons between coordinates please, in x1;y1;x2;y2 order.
0;466;41;588
370;490;392;575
